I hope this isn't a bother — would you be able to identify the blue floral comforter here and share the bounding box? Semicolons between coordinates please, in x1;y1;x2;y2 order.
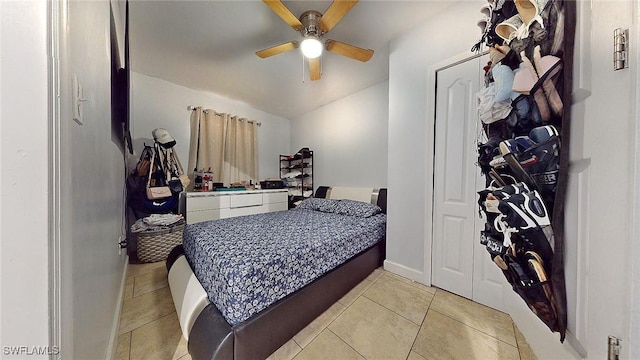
182;204;386;326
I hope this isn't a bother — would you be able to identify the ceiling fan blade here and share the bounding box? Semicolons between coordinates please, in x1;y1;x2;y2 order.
256;41;298;58
309;57;321;81
263;0;303;31
326;39;373;62
319;0;358;32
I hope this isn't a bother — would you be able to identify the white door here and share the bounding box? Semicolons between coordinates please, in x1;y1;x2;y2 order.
431;55;506;311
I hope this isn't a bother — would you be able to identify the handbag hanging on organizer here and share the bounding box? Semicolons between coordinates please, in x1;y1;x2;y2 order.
158;146;184;194
172;147;191;188
146;147;172;200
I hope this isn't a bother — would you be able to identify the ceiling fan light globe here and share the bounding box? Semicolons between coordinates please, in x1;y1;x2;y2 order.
300;38;323;59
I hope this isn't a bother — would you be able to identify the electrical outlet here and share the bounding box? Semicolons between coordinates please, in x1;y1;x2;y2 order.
118;235;128;255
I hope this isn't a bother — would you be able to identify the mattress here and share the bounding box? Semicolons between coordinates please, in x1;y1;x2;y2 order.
182;203;386;326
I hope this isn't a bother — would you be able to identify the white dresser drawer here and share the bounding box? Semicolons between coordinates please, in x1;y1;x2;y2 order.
263;191;287;204
220;206;264;219
184;190;287;224
229;193;263;208
187;196;224;212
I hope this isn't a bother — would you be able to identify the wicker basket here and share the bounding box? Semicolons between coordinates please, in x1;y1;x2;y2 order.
136;220;185;263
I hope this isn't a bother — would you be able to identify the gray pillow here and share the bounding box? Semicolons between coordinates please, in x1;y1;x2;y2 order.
332;199;382;217
295;198;338;212
297;198;382;217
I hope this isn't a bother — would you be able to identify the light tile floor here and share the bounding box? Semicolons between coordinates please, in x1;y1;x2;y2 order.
116;263;537;360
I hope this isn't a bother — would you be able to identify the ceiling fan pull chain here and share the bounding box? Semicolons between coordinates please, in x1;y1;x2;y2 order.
302;52;305;83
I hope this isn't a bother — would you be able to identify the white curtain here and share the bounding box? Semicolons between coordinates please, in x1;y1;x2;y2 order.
188;107;259;186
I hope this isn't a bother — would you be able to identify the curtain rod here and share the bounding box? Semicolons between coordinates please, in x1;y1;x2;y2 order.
187;105;261;126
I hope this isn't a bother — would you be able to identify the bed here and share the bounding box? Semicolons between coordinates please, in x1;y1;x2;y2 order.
166;186;387;360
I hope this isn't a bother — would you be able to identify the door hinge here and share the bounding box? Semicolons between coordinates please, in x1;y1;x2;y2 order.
608;336;621;360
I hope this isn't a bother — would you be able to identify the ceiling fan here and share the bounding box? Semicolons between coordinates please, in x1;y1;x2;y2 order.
256;0;374;81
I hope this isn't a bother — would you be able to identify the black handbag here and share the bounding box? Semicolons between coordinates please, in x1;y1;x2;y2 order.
169;178;183;194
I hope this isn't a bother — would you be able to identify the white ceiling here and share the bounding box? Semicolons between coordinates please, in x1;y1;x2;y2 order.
129;1;454;119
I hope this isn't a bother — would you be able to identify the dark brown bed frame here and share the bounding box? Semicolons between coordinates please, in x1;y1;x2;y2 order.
166;187;387;360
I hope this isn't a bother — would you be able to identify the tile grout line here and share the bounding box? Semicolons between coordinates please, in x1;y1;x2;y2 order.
118;285;176;336
430;290;515;329
360;275;435;327
126;331;132;360
321;278;373;341
419;295;436;327
121;263;176;359
405;289;436;360
337;273;426;360
297;302;349;351
117;272;133;360
131;267;169;299
427;307;519;349
126;310;183;358
283;272;381;358
512;321;523;360
309;273;382;360
292;269;386;352
121;305;177;336
338;278;375;308
384;273;438;295
382;273;438;296
291;338;304;354
360;292;430;327
132;282;169;299
291;299;350;359
122;280;169;305
326;328;368;360
136;311;178;332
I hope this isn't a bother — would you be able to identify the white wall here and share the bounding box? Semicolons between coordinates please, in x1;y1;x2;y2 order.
290;81;389;190
56;1;130;358
130;72;291;181
2;2;133;358
387;1;474;278
388;0;638;358
576;1;635;358
630;3;640;358
0;1;50;357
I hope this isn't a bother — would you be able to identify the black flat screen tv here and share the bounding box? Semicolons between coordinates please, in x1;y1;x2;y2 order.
110;0;133;154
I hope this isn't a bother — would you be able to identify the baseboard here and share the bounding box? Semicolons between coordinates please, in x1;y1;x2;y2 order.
105;257;129;360
383;260;426;285
505;291;581;360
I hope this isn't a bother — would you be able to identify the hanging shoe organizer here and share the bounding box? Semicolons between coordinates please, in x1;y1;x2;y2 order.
471;0;576;342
